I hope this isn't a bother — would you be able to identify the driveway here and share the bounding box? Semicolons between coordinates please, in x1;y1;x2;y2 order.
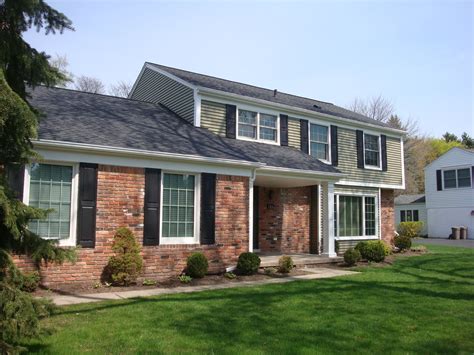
414;238;474;248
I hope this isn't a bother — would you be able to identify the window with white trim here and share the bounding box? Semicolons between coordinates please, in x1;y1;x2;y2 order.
335;194;378;238
161;173;197;242
310;123;330;161
364;133;381;168
26;163;77;243
443;168;472;189
237;109;278;143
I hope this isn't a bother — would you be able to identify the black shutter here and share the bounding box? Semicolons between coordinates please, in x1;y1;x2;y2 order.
280;114;289;146
330;125;338;166
400;210;406;222
381;134;388;172
225;104;236;139
6;164;25;200
300;119;309;154
143;168;161;246
356;130;364;169
413;210;419;222
200;173;216;245
472;167;474;188
309;185;319;254
77;163;98;248
436;170;442;191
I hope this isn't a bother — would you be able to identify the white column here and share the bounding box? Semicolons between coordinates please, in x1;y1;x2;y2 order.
248;172;255;252
322;181;337;257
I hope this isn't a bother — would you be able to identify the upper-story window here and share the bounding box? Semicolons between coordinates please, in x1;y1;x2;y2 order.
364;133;381;168
310;123;330;162
443;168;472;189
237;109;278;143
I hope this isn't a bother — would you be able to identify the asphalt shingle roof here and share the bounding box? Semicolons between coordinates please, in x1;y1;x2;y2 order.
29;86;341;174
394;194;426;205
148;62;394;129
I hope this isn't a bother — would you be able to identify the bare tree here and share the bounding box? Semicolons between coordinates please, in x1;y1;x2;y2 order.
49;54;73;87
109;81;132;98
347;95;394;122
74;75;105;94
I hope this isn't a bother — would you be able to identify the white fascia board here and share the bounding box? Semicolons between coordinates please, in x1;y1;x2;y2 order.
197;88;406;137
336;179;405;190
258;166;345;181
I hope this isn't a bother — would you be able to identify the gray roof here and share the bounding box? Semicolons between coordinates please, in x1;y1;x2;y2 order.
394;194;426;205
148;62;394;129
29;86;341;174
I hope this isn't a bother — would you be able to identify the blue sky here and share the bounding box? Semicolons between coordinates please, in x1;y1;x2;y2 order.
25;0;472;137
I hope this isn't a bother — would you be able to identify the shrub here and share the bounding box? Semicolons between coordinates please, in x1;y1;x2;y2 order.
186;252;208;278
344;248;361;266
178;274;192;283
237;252;261;275
394;235;412;252
20;272;41;292
355;240;385;262
278;256;293;273
335;240;340;255
224;272;236;279
142;279;157;286
382;241;392;256
105;227;143;286
398;221;424;238
264;267;277;276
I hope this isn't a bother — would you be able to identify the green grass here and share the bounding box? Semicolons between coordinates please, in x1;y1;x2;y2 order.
25;244;474;354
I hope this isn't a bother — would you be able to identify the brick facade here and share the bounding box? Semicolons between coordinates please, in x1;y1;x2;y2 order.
380;189;395;244
257;186;311;254
14;166;249;286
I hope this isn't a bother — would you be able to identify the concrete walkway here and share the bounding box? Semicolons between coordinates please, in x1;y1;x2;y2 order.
414;238;474;248
46;267;357;306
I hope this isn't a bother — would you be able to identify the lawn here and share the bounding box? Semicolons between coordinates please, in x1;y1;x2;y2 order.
25;244;474;354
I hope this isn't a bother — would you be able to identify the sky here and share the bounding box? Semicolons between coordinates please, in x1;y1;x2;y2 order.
24;0;473;137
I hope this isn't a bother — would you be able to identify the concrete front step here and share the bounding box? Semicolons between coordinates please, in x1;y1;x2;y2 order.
258;254;343;268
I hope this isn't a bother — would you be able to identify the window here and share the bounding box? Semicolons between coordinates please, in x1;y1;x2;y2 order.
161;173;197;242
336;194;378;238
400;209;419;222
27;163;74;240
364;133;380;168
443;168;472;189
310;123;330;161
237;109;278;143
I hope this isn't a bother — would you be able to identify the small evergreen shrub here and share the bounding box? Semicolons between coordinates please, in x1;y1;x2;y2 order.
355;241;368;257
394;235;412;251
382;241;392;256
355;240;385;262
186;252;208;278
178;274;192;283
20;272;41;292
105;227;143;286
224;272;236;279
278;256;293;273
344;248;361;266
237;252;261;275
398;221;424;238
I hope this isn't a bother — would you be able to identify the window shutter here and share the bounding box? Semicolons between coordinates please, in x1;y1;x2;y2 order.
143;168;161;246
309;185;319;254
280;114;289;146
330;125;338;166
200;173;216;245
400;210;406;222
300;119;309;154
381;134;388;171
436;170;442;191
356;130;364;169
472;167;474;188
6;164;25;200
225;104;236;139
413;210;419;222
77;163;98;248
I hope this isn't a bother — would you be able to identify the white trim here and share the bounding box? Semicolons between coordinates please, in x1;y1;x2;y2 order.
308;121;331;164
317;184;322;255
194;90;201;127
400;138;406;189
336;180;404;190
442;166;472;190
159;171;201;245
378;188;382;239
259;166;345;179
335;236;379;241
23;162;79;247
363;132;382;170
248;169;256;252
322;182;337;257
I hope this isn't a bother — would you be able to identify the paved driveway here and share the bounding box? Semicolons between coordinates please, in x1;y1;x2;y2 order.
414;238;474;248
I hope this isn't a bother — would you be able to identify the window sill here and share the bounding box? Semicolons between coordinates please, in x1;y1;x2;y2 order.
236;136;280;146
335;236;379;241
363;165;382;171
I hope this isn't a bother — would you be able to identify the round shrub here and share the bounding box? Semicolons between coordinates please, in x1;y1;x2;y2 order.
237;252;261;275
356;240;385;262
355;241;368;257
344;248;361;266
186;252;208;278
394;235;412;252
382;241;392;256
397;221;424;238
278;256;293;273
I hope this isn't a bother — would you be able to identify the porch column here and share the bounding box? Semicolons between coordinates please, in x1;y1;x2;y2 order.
321;181;337;257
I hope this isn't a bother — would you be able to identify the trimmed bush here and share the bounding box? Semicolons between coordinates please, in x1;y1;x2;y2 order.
382;241;392;256
20;272;41;292
355;240;385;262
186;252;208;278
105;227;143;286
278;256;293;273
398;221;424;238
394;235;412;252
344;248;361;266
237;252;261;275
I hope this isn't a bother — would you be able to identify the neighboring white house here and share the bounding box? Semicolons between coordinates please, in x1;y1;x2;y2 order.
394;194;428;236
424;147;474;239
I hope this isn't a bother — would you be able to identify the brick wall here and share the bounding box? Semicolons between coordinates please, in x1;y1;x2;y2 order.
13;166;249;286
380;189;395;244
257;187;310;254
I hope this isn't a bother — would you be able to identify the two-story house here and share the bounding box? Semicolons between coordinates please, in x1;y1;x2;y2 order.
12;63;405;285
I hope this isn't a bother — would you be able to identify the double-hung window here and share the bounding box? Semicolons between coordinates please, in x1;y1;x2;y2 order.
335;195;378;238
400;210;419;222
310;123;330;162
443;168;472;189
237;109;278;143
364;133;381;168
